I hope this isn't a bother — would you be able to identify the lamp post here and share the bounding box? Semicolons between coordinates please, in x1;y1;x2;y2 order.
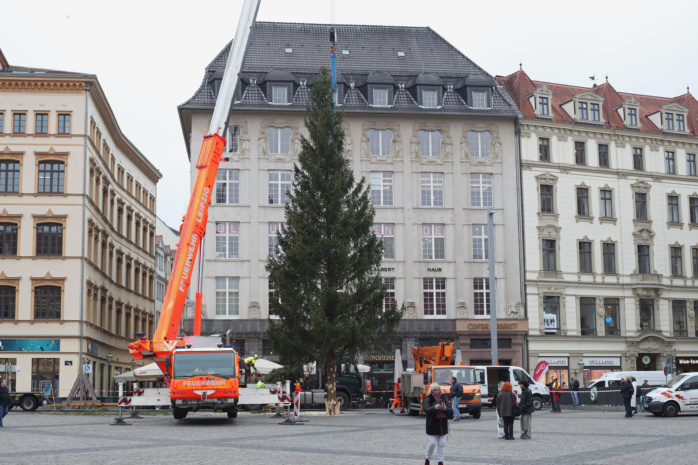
487;208;498;365
107;353;113;399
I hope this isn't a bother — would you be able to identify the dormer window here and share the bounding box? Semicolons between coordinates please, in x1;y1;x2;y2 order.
373;88;389;107
578;102;588;120
539;97;549;116
677;114;685;132
568;92;605;124
590;103;600;122
472;91;487;109
656;103;689;133
665;112;674;130
628;108;638;126
272;86;288;104
423;90;438;109
531;85;554;118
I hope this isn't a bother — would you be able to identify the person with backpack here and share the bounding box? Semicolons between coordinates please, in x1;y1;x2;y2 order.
620;377;634;418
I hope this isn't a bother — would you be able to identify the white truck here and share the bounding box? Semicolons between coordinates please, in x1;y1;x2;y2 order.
584;371;667;389
475;365;550;410
643;372;698;417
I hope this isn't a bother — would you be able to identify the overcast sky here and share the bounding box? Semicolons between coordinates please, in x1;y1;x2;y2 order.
2;0;697;229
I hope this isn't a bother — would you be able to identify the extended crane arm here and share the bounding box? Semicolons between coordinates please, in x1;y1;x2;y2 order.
129;0;260;365
412;343;455;374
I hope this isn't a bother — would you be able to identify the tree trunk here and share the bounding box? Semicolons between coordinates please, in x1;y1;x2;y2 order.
326;359;337;415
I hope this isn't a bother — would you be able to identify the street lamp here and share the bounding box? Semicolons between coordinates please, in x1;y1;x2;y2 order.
107;354;113;399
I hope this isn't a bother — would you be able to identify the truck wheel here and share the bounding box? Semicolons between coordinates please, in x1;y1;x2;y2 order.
173;408;187;420
227;409;238;419
662;402;679;417
471;410;481;419
406;399;419;416
532;397;543;411
337;392;350;410
20;395;39;411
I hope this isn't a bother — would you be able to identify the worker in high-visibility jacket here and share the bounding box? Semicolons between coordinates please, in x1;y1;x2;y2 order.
550;375;562;413
244;354;259;382
389;378;404;414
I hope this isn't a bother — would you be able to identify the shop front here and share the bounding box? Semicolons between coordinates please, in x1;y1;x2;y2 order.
538;356;569;386
677;356;698;374
581;356;621;384
456;319;528;368
364;354;396;408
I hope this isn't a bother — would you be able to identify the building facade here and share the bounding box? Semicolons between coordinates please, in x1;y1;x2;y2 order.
498;70;698;384
178;23;525;383
154;216;178;328
0;50;161;397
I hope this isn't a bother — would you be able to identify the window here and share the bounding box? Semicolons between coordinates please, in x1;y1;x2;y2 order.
469;131;491;158
540;184;554;213
665;112;674;130
383;278;395;312
603;243;616;274
422;224;445;260
35;114;48;134
628;108;638;126
670;246;683;277
470;174;493;207
418;130;442;157
0;285;15;319
38;161;65;193
225;126;240;153
688;154;697;176
268;170;292;205
422;90;438;108
576;187;589;216
13;113;26;134
373;88;389;107
0;160;20;193
420;173;444;207
539;97;549;116
215;277;239;316
36;223;63;256
473;278;490;316
57;114;71;134
423;278;446;317
579;241;592;273
672;301;687;337
542;239;556;271
268;223;285;258
575;141;586;165
691;198;698;224
267;127;292;154
635;193;647;220
0;223;18;256
539;137;550;162
579;297;596;336
578;102;588;120
639;299;655;330
373;224;394;259
368;129;392;156
604;298;620;336
665;151;675;174
0;113;3;133
543;296;560;335
268;278;277;316
598;144;609;168
271;86;288;104
637;245;651;274
677;114;685;132
693;247;698;278
370;172;393;206
472;224;488;260
590;103;600;122
668;195;680;223
215;222;239;259
600;190;613;218
472;91;487;109
633;148;643;171
34;285;61;319
215;170;239;204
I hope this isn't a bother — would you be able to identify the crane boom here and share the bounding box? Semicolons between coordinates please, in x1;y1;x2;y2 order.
129;0;260;364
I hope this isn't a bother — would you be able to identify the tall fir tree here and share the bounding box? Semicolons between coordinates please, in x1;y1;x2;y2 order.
266;67;403;412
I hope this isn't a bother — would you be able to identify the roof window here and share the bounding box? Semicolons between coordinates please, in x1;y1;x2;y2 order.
342;50;349;55
285;48;292;53
397;52;405;57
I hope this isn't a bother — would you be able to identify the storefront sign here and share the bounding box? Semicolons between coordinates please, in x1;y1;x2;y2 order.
538;357;568;367
379;268;395;272
0;339;60;352
582;357;620;367
368;355;395;361
465;322;521;331
677;357;698;371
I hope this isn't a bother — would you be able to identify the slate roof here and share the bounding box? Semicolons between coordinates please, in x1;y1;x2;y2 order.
497;69;698;138
179;21;518;118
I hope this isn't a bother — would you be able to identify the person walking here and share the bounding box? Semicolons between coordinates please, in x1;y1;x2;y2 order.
492;381;505;439
423;382;451;465
496;382;517;440
550;375;562;413
630;376;638;416
0;378;10;427
518;380;533;439
620;377;634;418
389;378;404;414
449;376;463;421
570;376;580;407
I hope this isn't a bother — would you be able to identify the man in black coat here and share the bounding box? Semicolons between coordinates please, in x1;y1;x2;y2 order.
449;376;464;421
620;377;634;418
0;378;11;427
518;380;533;439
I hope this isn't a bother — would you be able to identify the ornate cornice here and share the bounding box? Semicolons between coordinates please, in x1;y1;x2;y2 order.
0;79;87;94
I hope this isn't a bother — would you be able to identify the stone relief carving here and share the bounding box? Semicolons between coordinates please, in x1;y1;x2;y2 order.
258;119;301;162
248;301;260;319
460;123;502;165
405;301;417;319
360;121;402;163
456;301;467;318
410;122;452;163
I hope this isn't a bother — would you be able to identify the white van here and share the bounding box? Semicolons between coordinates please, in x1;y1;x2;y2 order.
584;371;667;389
643;372;698;417
475;366;550;410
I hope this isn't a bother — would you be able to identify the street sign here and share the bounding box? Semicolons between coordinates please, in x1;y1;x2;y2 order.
84;364;92;374
590;387;597;402
664;366;669;376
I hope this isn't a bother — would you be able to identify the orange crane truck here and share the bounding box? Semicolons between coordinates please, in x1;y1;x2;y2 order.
127;0;261;420
401;342;481;419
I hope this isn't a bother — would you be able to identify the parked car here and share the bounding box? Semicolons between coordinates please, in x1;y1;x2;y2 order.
475;365;550;410
643;372;698;417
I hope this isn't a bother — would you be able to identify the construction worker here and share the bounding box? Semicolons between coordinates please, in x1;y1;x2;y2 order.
550;375;562;413
256;377;266;389
244;354;259;382
389;378;404;414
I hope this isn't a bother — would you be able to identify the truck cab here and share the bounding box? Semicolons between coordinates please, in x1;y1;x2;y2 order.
430;366;481;418
643;372;698;417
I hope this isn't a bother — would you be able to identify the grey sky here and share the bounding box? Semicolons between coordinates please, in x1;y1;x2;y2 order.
2;0;696;229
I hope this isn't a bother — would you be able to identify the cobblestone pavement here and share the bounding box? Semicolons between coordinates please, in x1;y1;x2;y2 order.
1;408;696;464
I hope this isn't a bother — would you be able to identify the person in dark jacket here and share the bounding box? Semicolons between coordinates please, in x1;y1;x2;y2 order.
518;380;533;439
496;382;517;440
620;377;634;418
0;378;10;427
449;376;463;421
423;382;452;465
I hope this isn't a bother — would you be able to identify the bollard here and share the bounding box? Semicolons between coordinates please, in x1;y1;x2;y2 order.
127;382;143;419
273;382;284;418
279;381;304;425
111;380;130;426
293;382;308;423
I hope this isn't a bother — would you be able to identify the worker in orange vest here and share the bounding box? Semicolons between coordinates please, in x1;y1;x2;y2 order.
550;375;562;413
389;378;404;414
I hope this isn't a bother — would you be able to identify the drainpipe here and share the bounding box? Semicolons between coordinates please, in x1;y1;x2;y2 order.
78;82;91;385
514;115;525;317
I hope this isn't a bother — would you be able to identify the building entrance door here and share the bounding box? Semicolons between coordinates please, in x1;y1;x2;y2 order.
32;358;59;394
637;353;657;371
